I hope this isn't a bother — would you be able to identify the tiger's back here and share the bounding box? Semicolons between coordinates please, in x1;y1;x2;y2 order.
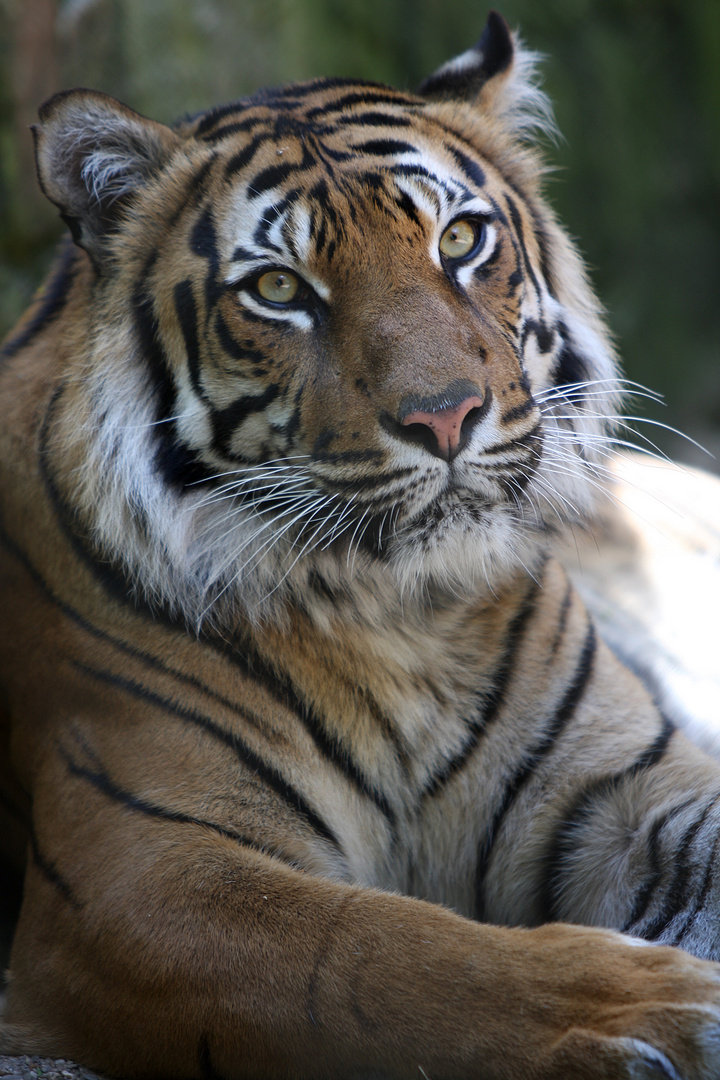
3;12;720;1080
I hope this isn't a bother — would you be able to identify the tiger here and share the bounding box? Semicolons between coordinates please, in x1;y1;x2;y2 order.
3;8;720;1079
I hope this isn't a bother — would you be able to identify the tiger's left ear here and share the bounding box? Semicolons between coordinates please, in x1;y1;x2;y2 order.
33;89;182;268
419;11;554;142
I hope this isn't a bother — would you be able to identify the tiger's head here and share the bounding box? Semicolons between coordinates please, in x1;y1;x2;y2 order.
34;12;620;629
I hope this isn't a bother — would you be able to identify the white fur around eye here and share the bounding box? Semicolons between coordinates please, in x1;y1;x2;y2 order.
236;290;313;330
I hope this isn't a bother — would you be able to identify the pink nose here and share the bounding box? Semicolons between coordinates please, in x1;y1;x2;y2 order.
401;395;484;460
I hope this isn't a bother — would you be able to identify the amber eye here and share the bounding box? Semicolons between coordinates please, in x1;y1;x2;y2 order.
439;219;481;260
255;270;300;304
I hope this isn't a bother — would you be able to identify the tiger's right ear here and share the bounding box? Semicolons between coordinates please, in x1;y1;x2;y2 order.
419;11;555;144
33;89;181;267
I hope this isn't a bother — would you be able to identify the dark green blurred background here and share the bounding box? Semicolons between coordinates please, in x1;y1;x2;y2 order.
1;0;718;465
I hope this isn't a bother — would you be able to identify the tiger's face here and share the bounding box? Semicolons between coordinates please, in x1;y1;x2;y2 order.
34;15;619;625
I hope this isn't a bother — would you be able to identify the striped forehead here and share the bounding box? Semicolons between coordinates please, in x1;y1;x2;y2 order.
220;121;495;280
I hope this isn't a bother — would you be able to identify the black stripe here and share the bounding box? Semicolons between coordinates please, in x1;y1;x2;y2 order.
421;573;543;802
448;147;486;191
621;797;698;933
540;714;676;921
174;280;208;402
71;661;343;852
204;121;264;145
211;384;279;455
249;156;313;199
474;620;596;919
195;103;257;137
549;582;573;656
254;191;300;251
29;824;82;910
520;318;556;356
224;134;265;177
0;519;305;750
292;702;397;827
166;157;218;231
344;112;413;129
231;244;261;264
353;138;418;156
316;466;417;497
628;715;676;774
478;422;542;459
472;238;504;279
393;189;421;227
504;195;541;297
304;88;418;119
202;117;265;143
553;335;589;390
59;743;267;857
672;825;720;947
391;162;443;188
500;398;535;425
1;240;77;362
314;141;352;164
214;311;266;367
38;384;142;607
133;257;176;424
527;206;556;297
230;643;399;827
132;264;214;489
190;206;223;315
311;448;383;465
640;796;720;941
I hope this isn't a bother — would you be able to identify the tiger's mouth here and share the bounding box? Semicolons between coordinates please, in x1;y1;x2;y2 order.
344;483;500;562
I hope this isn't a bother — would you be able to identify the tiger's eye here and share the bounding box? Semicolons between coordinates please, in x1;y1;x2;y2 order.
256;270;300;304
439;220;479;260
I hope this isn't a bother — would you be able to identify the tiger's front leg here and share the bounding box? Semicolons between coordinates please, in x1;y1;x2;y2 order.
478;629;720;965
4;775;720;1080
547;725;720;959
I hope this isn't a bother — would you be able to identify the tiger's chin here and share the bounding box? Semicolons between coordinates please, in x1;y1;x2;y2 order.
380;493;550;601
165;492;549;633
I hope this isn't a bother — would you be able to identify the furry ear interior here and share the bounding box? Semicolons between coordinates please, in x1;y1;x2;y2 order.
419;10;555;142
33;89;181;265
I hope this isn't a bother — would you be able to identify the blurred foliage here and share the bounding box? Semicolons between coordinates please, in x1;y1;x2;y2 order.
0;0;718;463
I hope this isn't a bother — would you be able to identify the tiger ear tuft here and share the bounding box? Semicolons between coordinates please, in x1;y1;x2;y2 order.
418;11;557;143
33;89;181;266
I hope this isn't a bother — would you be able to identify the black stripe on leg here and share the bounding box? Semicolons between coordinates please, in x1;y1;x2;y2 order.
59;743;268;858
540;715;676;922
632;794;720;940
28;824;82;910
474;621;597;919
671;825;720;947
71;661;343;853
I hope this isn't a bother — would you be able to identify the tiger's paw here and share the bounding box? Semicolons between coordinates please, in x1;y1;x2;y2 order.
534;932;720;1080
544;1024;720;1080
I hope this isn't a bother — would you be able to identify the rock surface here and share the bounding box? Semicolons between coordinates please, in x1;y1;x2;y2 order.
0;1057;105;1080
